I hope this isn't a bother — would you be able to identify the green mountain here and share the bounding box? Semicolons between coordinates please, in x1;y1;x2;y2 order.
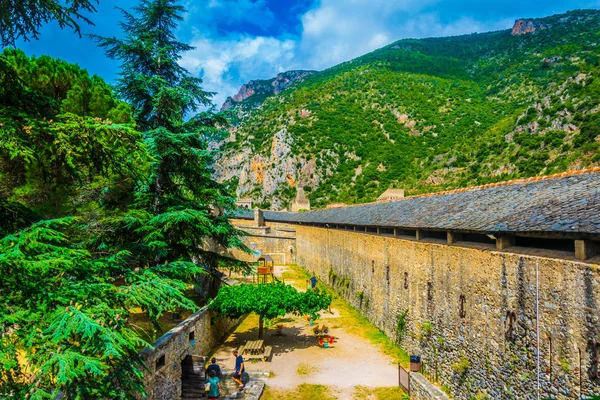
220;70;316;121
215;10;600;210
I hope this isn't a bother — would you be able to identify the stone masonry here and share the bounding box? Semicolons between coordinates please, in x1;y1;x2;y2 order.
411;372;450;400
228;218;296;265
220;171;600;399
295;226;600;399
139;278;242;400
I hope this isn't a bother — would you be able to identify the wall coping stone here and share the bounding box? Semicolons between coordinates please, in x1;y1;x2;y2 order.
410;373;450;400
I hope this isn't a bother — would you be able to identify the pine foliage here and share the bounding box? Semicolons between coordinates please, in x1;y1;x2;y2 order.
0;0;99;46
91;0;249;268
0;1;249;397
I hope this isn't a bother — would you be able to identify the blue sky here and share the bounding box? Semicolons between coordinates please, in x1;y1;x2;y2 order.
13;0;600;108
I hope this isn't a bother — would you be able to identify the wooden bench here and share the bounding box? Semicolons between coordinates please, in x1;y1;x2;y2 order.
263;346;273;361
238;345;245;355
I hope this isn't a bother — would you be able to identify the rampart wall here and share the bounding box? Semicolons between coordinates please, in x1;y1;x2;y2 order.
295;225;600;399
139;277;241;400
228;218;296;265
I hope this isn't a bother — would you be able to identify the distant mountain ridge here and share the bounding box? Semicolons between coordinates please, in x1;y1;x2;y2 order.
220;70;316;112
214;9;600;210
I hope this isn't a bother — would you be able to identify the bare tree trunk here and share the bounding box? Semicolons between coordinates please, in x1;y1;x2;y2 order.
153;163;168;213
258;315;264;339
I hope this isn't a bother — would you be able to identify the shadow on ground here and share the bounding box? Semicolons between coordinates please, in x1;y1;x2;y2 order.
220;324;324;358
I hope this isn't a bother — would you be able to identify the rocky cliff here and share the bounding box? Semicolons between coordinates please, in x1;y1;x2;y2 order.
220;70;316;112
511;19;543;35
511;10;596;35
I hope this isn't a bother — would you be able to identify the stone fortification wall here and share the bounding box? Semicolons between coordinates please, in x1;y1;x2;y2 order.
410;373;450;400
229;218;296;265
139;278;241;400
296;225;600;399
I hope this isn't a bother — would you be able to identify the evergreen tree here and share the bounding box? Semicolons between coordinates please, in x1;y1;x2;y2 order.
0;218;204;399
1;0;99;46
0;1;249;398
92;0;248;268
0;49;139;215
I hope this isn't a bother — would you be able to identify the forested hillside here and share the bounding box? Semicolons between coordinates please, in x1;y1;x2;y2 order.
215;10;600;209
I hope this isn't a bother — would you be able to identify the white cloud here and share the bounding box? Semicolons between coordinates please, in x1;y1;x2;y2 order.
296;0;513;70
177;0;536;108
180;35;297;108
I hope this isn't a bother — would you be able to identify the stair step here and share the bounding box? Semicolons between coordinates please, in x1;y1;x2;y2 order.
182;390;205;396
182;383;204;388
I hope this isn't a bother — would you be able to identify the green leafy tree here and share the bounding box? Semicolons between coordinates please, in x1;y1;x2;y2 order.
1;0;99;46
0;49;139;214
1;49;132;120
209;283;332;339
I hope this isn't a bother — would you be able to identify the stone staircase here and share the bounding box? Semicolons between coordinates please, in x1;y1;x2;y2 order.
181;355;206;399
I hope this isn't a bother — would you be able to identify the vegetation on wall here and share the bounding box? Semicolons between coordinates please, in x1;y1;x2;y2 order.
396;309;409;343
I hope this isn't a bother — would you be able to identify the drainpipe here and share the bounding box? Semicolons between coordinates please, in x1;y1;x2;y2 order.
536;261;541;400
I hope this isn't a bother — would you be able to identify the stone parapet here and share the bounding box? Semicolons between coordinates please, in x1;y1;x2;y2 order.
410;373;450;400
139;278;242;400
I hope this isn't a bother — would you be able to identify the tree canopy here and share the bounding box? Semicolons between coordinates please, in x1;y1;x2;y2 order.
91;0;245;267
1;0;99;47
0;48;139;217
0;0;248;398
0;218;203;399
209;283;332;338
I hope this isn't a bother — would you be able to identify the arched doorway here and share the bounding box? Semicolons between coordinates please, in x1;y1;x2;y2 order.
181;355;205;399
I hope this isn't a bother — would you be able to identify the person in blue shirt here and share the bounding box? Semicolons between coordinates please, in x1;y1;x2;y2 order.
206;357;221;378
308;275;317;290
232;349;245;389
205;369;221;400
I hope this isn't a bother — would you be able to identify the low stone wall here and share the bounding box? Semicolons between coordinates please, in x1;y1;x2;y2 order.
219;370;267;399
139;279;241;400
410;373;450;400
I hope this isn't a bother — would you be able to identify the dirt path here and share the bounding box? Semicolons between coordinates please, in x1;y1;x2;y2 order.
211;265;402;399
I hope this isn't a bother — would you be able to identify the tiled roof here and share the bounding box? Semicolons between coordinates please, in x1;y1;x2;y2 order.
232;169;600;234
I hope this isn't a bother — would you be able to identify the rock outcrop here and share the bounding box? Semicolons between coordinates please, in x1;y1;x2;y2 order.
511;19;539;35
215;128;323;210
220;70;316;112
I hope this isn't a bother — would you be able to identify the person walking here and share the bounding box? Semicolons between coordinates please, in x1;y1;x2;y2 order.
205;369;221;400
206;357;222;378
307;275;317;290
232;349;245;390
